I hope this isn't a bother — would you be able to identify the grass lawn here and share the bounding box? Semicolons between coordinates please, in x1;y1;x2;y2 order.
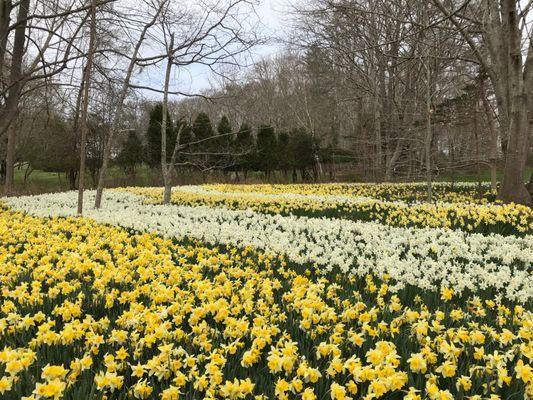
8;164;533;195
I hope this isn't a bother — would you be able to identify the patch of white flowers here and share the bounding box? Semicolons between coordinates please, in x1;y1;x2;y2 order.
5;190;532;302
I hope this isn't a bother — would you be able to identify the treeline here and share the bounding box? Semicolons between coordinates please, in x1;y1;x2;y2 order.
117;104;342;182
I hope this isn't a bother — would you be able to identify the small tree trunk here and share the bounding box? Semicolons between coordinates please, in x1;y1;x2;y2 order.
384;139;403;182
68;169;77;190
160;33;177;206
77;0;97;215
425;60;433;203
526;172;533;195
3;126;15;194
373;90;383;181
163;184;172;204
0;0;12;90
23;164;32;184
480;79;499;192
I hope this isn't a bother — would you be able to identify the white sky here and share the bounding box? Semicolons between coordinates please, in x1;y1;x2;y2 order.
155;0;291;98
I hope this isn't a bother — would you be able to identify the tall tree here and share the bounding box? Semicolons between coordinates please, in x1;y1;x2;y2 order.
431;0;532;205
235;122;254;180
94;0;168;208
256;125;278;180
77;0;98;215
2;0;30;194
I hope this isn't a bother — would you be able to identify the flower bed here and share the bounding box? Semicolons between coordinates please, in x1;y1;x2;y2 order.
0;208;531;399
121;186;533;236
5;191;532;302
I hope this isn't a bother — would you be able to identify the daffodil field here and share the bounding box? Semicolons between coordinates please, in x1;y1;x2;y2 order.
0;183;532;400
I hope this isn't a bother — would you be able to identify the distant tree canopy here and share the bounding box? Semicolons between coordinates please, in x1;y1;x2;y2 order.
22;114;77;174
138;105;320;180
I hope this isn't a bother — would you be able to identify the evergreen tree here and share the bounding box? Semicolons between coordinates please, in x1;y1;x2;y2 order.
256;125;278;179
117;130;144;176
191;112;214;169
215;115;234;171
277;130;291;179
217;115;232;140
146;103;175;169
235;123;254;179
192;112;214;141
291;128;318;181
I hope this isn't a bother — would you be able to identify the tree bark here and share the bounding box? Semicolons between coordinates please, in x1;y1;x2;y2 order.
497;0;531;205
2;0;29;195
425;59;433;202
480;79;499;192
431;0;531;204
161;34;174;205
77;0;97;215
0;0;12;79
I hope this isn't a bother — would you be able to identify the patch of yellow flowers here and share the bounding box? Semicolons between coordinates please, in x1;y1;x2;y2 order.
123;186;533;235
0;208;531;399
206;183;495;203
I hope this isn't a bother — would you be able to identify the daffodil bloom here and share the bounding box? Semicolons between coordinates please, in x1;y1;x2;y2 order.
33;379;66;399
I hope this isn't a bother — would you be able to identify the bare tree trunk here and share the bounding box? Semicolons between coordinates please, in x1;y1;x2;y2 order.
161;34;174;205
497;0;531;205
499;97;530;204
432;0;531;204
425;60;433;202
0;0;12;78
77;0;97;215
2;0;29;195
473;99;482;191
480;80;499;192
384;139;403;181
68;169;77;190
94;1;166;209
23;163;32;184
373;89;382;181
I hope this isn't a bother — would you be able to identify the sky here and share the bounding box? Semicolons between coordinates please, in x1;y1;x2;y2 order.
158;0;291;98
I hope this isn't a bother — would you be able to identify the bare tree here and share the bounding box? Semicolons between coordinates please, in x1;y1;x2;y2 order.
160;32;175;204
93;0;168;208
431;0;532;204
0;0;111;195
2;0;30;194
94;0;260;208
77;0;97;214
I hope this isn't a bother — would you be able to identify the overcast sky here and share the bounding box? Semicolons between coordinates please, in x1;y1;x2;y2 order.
138;0;291;99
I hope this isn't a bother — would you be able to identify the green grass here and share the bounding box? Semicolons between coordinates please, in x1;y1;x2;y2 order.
12;165;156;195
9;164;533;196
435;166;533;183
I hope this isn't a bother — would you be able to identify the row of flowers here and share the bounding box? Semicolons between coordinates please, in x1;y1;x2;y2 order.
5;190;532;302
0;207;531;399
205;182;498;203
120;186;533;236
